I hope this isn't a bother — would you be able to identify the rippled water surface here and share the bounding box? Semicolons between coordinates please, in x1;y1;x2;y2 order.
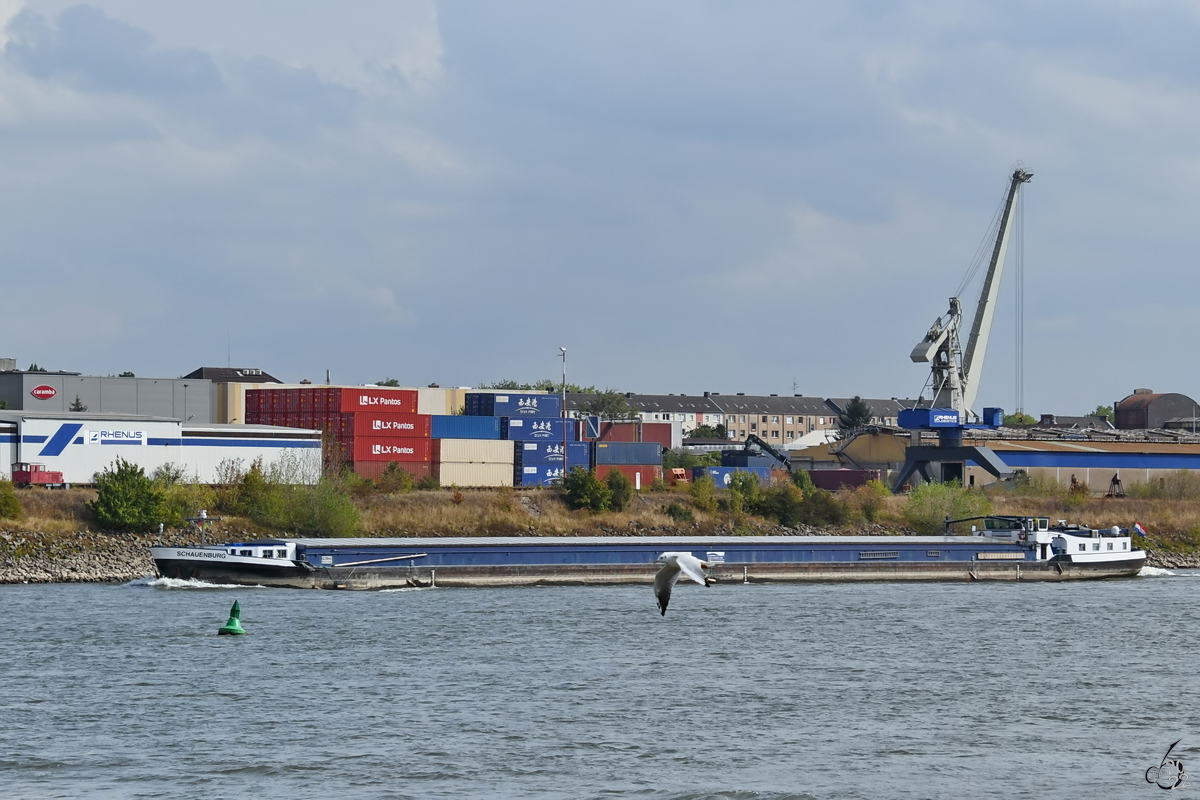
3;571;1200;798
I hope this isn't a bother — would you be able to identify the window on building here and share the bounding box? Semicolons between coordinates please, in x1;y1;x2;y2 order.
770;431;779;438
739;429;746;437
750;422;757;431
761;415;768;423
771;416;779;424
688;414;694;421
819;417;825;425
786;416;794;424
739;415;746;423
786;430;794;439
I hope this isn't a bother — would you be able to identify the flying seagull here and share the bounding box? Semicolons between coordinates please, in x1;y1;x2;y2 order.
653;551;711;616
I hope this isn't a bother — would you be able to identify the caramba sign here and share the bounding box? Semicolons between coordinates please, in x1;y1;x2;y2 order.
30;385;57;400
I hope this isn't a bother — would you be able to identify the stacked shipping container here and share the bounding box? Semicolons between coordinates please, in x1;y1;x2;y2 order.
248;387;523;487
247;387;436;480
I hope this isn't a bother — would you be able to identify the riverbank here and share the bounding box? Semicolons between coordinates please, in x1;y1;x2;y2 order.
4;485;1200;584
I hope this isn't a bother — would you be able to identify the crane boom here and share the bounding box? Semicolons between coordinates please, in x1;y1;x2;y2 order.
960;168;1032;414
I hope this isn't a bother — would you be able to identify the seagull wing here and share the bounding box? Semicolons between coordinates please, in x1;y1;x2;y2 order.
654;560;682;616
676;553;711;587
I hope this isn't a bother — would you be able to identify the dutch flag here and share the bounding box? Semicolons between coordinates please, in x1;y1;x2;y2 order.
1134;521;1148;537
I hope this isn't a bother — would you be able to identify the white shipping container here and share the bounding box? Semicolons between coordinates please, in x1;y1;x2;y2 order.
0;422;16;480
432;439;514;464
3;414;321;484
432;461;514;487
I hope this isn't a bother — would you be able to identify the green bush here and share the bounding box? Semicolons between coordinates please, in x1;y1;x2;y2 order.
647;477;669;493
663;502;694;522
416;475;441;491
726;488;744;516
791;468;816;496
378;462;415;494
902;481;994;534
758;483;824;527
0;481;23;520
729;471;763;512
604;469;635;511
689;475;718;512
161;482;218;528
90;458;168;532
1128;470;1200;500
799;488;846;527
844;480;891;523
563;467;611;511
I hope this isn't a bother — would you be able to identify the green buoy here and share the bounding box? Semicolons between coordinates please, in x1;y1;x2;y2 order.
218;600;247;636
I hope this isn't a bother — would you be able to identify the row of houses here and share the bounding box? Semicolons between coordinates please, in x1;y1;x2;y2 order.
566;393;912;447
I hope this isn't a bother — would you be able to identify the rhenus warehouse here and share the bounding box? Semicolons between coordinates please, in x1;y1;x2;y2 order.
0;412;321;485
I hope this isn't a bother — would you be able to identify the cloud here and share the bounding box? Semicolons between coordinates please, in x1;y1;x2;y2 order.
6;4;221;94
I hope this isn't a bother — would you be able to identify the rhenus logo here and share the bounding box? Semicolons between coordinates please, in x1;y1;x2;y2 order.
933;414;958;424
36;423;145;457
88;430;145;444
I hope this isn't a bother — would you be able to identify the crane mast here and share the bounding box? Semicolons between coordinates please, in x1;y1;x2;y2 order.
910;167;1032;421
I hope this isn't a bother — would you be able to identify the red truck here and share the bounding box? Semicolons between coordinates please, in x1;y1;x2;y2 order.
11;462;66;488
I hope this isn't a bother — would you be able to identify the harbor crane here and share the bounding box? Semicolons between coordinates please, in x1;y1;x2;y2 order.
892;167;1032;491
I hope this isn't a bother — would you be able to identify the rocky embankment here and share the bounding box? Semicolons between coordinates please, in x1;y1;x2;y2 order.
1145;550;1200;569
0;530;208;584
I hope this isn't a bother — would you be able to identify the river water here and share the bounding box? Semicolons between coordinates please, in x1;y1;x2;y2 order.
2;570;1198;799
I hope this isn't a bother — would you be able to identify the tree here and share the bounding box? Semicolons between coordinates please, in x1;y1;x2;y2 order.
577;390;637;420
689;424;723;439
838;396;873;429
377;378;401;387
118;371;135;378
0;400;7;410
604;468;635;511
1003;412;1037;426
69;395;88;412
563;467;611;511
26;363;46;372
688;475;717;512
1090;404;1114;422
89;458;167;532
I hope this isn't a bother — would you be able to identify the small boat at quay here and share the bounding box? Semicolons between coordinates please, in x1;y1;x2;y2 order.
150;516;1145;589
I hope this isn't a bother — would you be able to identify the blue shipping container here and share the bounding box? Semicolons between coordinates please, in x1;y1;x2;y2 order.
721;453;777;469
691;466;771;488
517;464;569;487
516;440;590;467
466;393;562;418
431;415;502;440
593;441;662;466
503;417;577;442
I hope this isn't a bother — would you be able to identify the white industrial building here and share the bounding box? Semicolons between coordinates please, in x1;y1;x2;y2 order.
0;412;321;485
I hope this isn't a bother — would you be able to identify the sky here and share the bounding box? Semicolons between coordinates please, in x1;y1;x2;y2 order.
1;1;1198;416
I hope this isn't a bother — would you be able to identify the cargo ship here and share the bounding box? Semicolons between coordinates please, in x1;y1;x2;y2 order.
150;516;1144;588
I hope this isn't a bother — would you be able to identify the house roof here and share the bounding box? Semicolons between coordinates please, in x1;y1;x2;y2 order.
181;367;282;384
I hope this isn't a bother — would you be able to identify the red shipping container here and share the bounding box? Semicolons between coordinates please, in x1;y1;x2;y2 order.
299;412;315;429
351;413;431;438
333;388;418;414
351;437;432;462
350;460;433;482
584;422;674;450
594;464;663;488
